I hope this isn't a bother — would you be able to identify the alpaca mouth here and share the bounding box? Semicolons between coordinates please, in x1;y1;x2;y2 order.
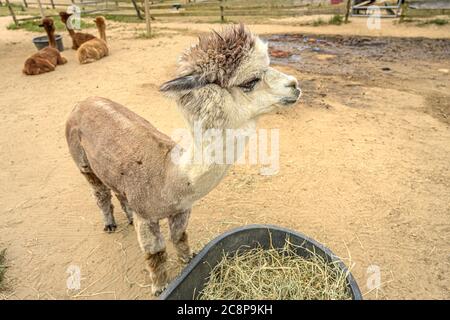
281;88;301;106
280;95;300;106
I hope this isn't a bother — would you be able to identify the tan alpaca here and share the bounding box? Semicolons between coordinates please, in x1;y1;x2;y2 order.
23;18;67;75
66;25;301;295
77;16;108;64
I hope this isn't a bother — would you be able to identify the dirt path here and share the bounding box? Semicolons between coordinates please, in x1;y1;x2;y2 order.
0;16;449;299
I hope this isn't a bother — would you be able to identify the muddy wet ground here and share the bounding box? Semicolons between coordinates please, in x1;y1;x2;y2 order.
266;34;450;124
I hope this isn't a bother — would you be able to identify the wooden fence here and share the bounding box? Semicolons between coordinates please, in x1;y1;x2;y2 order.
4;0;345;25
3;0;449;27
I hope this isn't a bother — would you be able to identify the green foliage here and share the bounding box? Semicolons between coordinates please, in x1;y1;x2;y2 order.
103;14;141;23
7;19;94;33
418;18;449;26
312;18;326;26
328;14;343;25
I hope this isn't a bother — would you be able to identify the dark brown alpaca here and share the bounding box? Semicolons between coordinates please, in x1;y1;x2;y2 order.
59;12;95;50
23;18;67;76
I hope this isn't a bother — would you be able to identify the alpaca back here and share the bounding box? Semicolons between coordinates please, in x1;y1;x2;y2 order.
77;38;108;64
23;47;67;75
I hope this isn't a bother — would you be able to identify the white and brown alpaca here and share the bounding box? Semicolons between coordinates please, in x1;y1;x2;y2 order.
23;18;67;76
59;12;95;50
66;25;301;295
77;16;108;64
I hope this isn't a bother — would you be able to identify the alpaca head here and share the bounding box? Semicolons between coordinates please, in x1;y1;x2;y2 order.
93;16;106;29
39;18;55;34
160;24;301;128
59;12;72;24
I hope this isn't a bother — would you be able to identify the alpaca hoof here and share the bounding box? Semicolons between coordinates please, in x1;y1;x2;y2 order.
128;218;133;226
152;283;168;297
103;224;117;233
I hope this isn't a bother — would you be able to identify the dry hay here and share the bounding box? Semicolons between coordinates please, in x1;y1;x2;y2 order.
198;240;352;300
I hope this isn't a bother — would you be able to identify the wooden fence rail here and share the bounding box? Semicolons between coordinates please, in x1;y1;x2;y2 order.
4;0;447;27
4;0;345;26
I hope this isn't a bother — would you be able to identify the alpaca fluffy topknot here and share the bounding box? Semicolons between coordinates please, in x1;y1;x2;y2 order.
177;24;256;87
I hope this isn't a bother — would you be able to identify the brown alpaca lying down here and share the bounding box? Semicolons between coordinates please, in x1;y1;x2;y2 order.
77;16;109;64
59;12;95;50
23;18;67;76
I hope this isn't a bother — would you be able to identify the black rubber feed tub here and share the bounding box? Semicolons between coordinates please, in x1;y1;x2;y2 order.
160;224;362;300
32;35;64;52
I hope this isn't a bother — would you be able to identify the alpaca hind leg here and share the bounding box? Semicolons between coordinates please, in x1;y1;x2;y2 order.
168;209;193;263
66;131;115;232
82;172;116;232
115;193;134;225
34;58;56;74
134;214;167;296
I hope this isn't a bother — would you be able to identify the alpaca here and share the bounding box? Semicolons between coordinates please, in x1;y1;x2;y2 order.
77;16;108;64
66;24;301;295
23;18;67;76
59;12;95;50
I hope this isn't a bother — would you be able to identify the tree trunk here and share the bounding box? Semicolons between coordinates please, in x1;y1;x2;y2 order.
36;0;45;18
345;0;352;23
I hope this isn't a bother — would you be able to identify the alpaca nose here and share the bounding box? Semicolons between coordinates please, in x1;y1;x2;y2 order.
285;76;298;89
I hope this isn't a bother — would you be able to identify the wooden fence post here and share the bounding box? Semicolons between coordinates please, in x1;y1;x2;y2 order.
5;0;18;26
220;0;224;22
144;0;151;37
36;0;45;18
345;0;352;23
399;1;408;21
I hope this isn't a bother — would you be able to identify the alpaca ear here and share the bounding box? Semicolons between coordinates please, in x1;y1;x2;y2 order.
159;75;205;94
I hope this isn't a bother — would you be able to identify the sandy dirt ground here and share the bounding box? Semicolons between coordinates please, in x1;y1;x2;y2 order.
0;15;449;300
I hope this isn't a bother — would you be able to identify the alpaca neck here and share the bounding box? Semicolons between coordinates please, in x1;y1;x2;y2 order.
174;101;255;201
97;25;106;42
45;27;56;48
67;27;75;37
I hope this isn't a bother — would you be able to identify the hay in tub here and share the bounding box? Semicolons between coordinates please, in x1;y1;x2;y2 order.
198;240;352;300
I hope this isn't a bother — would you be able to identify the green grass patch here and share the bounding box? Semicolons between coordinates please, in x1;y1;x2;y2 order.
0;4;24;17
7;19;94;32
312;18;327;26
417;18;449;26
0;249;6;291
103;14;142;23
328;14;343;25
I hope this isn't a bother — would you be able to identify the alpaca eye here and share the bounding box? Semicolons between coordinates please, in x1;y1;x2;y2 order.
239;78;261;93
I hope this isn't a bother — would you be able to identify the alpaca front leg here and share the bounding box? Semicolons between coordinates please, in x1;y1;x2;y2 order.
134;214;168;296
168;209;193;263
57;53;67;65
